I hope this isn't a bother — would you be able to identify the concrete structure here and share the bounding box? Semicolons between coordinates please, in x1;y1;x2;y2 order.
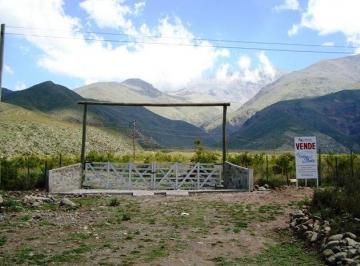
223;162;254;191
48;164;81;193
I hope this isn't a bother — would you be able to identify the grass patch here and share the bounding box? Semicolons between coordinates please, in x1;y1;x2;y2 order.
0;235;7;246
144;243;168;262
108;197;120;207
212;230;323;266
49;244;92;263
68;231;91;240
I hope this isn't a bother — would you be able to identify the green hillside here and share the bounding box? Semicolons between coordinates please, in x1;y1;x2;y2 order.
229;90;360;152
0;102;134;157
2;81;215;149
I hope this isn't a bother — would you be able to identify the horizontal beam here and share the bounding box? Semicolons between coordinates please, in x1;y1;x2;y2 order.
78;101;230;107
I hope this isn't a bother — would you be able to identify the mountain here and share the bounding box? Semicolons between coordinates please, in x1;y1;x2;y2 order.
1;88;13;98
207;54;360;131
3;81;215;149
229;90;360;152
75;79;220;126
0;102;134;157
232;54;360;126
3;81;82;112
170;73;282;112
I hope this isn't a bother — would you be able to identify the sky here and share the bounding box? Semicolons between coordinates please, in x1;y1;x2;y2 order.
0;0;359;91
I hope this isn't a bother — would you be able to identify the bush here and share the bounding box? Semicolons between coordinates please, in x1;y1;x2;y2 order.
311;172;360;235
190;140;219;163
108;197;120;207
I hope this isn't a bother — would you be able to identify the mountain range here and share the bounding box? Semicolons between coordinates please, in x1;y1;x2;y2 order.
229;90;360;152
75;79;221;127
228;54;360;128
1;53;360;154
2;81;216;150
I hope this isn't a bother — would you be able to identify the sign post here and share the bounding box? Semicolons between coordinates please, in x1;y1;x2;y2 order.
294;136;318;187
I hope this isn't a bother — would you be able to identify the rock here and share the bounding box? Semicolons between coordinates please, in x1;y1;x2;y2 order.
327;254;336;264
32;213;43;220
324;226;331;234
323;249;334;257
292;210;305;219
345;232;357;240
290;221;297;228
325;240;341;249
328;234;344;242
305;231;313;240
258;186;267;191
310;232;318;242
342;258;355;265
334;252;347;260
254;185;259;190
60;198;77;208
347;249;357;257
345;237;358;247
263;184;269;189
23;195;54;206
301;225;309;231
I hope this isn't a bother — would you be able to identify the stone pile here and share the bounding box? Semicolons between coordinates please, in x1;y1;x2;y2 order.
290;209;360;265
254;184;270;191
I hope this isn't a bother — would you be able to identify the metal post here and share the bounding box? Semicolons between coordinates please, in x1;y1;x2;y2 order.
80;103;88;183
222;105;227;175
0;24;5;102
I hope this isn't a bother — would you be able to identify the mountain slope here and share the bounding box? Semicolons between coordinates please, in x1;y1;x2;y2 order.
209;54;360;130
76;79;221;126
3;81;215;148
229;90;360;152
1;88;13;98
3;81;82;112
0;102;134;157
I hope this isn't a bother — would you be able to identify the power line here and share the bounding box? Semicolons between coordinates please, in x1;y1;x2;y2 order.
4;32;354;55
6;25;359;49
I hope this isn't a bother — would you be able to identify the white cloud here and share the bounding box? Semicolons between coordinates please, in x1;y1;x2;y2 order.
0;0;229;90
4;64;14;75
14;81;26;91
289;0;360;52
80;0;134;33
215;52;278;84
274;0;300;11
322;42;335;47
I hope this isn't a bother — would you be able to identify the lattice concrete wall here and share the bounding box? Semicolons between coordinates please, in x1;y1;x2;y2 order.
48;164;81;193
223;162;253;191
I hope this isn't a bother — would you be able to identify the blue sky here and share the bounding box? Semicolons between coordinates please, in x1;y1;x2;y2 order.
0;0;359;91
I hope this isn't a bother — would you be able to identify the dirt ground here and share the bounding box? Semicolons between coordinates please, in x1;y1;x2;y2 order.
0;187;324;265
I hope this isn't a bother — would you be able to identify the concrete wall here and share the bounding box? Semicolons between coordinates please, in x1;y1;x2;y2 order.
48;163;81;193
223;162;254;191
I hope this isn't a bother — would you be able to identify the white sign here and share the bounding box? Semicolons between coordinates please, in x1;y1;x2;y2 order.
294;136;318;180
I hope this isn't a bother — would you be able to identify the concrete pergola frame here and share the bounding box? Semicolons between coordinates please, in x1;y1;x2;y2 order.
78;101;231;180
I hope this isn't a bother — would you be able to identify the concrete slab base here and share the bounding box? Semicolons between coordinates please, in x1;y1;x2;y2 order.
54;189;246;196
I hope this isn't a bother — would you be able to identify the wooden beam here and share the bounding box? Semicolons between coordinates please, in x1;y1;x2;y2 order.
80;103;88;183
222;105;227;166
78;101;230;107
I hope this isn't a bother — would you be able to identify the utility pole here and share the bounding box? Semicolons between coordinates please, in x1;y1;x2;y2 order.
132;120;136;161
0;24;5;102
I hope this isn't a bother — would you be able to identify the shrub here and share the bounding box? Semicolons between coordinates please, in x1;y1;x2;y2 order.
108;197;120;207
